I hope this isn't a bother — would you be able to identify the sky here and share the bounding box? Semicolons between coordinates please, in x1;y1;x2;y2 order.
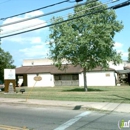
0;0;130;67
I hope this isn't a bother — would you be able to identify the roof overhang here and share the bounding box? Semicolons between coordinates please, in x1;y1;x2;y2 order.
116;70;130;74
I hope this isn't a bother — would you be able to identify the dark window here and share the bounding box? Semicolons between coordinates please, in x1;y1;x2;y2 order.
54;75;61;80
61;75;72;80
72;74;79;80
55;74;79;80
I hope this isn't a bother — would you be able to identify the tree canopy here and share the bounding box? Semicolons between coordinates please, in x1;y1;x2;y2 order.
49;0;123;91
128;47;130;62
0;47;15;82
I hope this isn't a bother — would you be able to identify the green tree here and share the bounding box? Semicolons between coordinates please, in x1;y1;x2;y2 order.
49;0;123;91
0;47;15;82
128;47;130;62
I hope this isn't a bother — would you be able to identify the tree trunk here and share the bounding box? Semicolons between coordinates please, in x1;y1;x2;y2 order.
83;67;87;91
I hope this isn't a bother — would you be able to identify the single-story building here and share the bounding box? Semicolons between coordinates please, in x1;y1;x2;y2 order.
114;63;130;85
16;63;116;87
124;65;130;70
124;65;130;85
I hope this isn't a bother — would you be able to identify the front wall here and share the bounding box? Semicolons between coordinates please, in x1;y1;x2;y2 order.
27;74;54;87
79;71;116;86
54;74;79;86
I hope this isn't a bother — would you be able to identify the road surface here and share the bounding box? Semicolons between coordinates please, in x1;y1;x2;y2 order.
0;103;129;130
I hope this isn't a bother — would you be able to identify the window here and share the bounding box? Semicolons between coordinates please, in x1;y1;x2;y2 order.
54;75;61;80
72;74;79;80
61;75;71;80
54;74;79;80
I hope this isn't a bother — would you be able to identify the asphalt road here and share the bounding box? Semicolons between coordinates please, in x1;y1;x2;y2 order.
0;103;129;130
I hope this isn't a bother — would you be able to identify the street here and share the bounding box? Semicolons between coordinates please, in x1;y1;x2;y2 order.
0;103;129;130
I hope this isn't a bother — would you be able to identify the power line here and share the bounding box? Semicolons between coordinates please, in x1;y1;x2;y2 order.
1;0;114;35
0;0;97;28
0;0;11;5
1;0;127;39
0;0;70;20
111;0;130;9
76;0;83;2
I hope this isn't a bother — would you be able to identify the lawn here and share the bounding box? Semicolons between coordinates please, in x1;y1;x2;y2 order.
0;86;130;103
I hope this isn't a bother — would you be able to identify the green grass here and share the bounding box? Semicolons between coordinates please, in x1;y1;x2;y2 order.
0;86;130;103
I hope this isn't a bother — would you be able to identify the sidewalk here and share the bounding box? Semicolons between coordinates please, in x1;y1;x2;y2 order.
0;98;130;113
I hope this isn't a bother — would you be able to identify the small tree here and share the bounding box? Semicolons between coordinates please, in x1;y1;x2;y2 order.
49;0;123;91
128;47;130;62
0;47;15;82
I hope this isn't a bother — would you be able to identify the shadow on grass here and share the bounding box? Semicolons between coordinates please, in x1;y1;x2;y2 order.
63;88;104;92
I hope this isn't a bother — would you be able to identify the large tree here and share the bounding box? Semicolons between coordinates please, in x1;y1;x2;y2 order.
128;47;130;62
49;0;123;91
0;47;15;82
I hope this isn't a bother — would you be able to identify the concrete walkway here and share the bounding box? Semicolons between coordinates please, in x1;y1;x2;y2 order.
0;98;130;113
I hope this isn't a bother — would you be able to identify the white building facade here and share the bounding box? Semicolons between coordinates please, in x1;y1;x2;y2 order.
27;74;54;87
16;58;117;87
79;71;116;86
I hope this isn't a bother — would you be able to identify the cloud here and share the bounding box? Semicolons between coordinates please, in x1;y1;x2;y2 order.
1;10;49;45
114;42;123;48
31;37;42;44
46;39;55;45
113;42;128;60
1;10;47;35
122;52;128;58
117;49;128;59
121;51;128;58
25;10;44;18
2;35;43;44
1;10;50;67
19;44;49;58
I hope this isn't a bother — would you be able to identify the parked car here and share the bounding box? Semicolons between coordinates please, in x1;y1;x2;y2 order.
0;80;4;91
